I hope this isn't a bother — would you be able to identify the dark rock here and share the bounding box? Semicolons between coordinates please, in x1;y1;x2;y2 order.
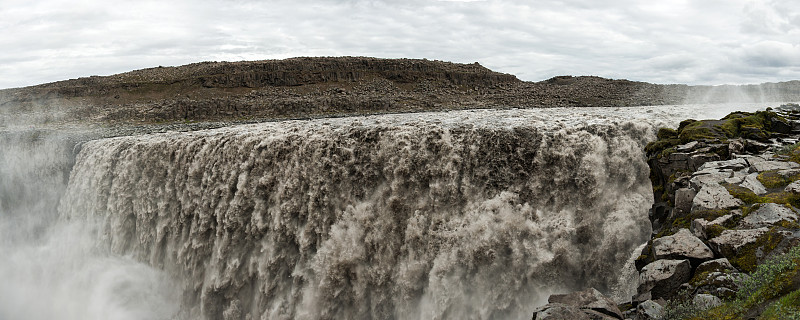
695;258;736;275
769;116;793;134
708;227;769;257
635;300;663;320
638;259;692;300
547;288;623;320
674;188;696;214
532;303;591;320
690;271;746;300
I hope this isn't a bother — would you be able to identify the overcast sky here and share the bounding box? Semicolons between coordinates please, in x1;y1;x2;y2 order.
1;0;799;89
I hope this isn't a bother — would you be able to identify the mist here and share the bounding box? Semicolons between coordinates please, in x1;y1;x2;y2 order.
0;121;180;319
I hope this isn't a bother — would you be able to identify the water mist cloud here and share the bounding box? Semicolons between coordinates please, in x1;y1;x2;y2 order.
0;109;181;319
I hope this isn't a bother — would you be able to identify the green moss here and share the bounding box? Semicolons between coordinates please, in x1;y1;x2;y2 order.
724;183;800;207
645;138;680;157
757;170;800;189
657;127;679;140
705;224;728;239
730;227;787;273
725;183;763;204
678;119;698;132
678;121;717;143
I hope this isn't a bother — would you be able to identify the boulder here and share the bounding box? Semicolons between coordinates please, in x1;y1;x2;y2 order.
638;259;692;300
674;188;696;214
769;116;793;134
652;228;714;262
778;168;800;179
695;258;736;275
690;212;738;240
532;303;591;320
737;203;798;229
691;184;744;211
690;170;732;189
709;227;769;257
689;153;720;171
744;140;770;154
547;288;623;320
751;160;800;172
739;173;767;195
690;270;747;299
728;139;745;156
635;300;663;320
676;141;699;152
785;180;800;194
697;158;748;171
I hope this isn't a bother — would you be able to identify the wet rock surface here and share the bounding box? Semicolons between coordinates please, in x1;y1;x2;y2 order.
540;108;800;319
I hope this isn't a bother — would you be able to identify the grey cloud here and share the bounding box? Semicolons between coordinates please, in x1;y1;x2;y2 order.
1;0;800;89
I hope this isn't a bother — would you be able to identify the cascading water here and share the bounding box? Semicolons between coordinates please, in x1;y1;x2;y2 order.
0;129;180;320
3;104;772;319
58;108;669;320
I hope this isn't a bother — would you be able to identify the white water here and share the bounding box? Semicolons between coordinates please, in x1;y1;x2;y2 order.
0;103;787;319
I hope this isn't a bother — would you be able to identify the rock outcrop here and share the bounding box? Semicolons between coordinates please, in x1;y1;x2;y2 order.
4;57;800;127
536;106;800;319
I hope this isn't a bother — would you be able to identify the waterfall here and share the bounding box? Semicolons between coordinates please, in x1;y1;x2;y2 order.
59;108;660;319
0;129;180;320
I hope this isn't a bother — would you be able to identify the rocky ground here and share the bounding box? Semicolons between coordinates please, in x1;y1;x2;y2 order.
533;103;800;319
3;57;800;129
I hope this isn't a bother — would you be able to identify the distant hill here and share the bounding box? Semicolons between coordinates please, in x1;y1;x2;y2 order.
1;57;799;125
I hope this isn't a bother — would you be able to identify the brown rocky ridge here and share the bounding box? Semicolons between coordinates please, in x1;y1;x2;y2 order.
3;56;800;127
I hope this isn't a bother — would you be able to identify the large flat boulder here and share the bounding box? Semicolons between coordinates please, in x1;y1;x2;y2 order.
740;172;767;195
697;158;749;171
751;160;800;172
708;227;769;257
691;184;744;211
652;228;714;261
737;203;798;229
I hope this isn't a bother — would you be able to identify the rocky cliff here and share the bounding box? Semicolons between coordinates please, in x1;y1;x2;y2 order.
533;104;800;319
4;57;799;127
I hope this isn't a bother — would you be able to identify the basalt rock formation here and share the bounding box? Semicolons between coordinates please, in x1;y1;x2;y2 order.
4;57;800;127
534;105;800;319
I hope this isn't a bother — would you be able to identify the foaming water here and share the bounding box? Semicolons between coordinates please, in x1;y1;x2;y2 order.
58;106;719;319
2;102;788;319
0;130;180;320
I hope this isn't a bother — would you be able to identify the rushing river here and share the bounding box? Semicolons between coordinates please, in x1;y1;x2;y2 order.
0;103;784;319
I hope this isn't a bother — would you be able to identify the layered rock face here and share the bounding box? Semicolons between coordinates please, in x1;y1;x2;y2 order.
5;57;800;127
59;109;657;320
